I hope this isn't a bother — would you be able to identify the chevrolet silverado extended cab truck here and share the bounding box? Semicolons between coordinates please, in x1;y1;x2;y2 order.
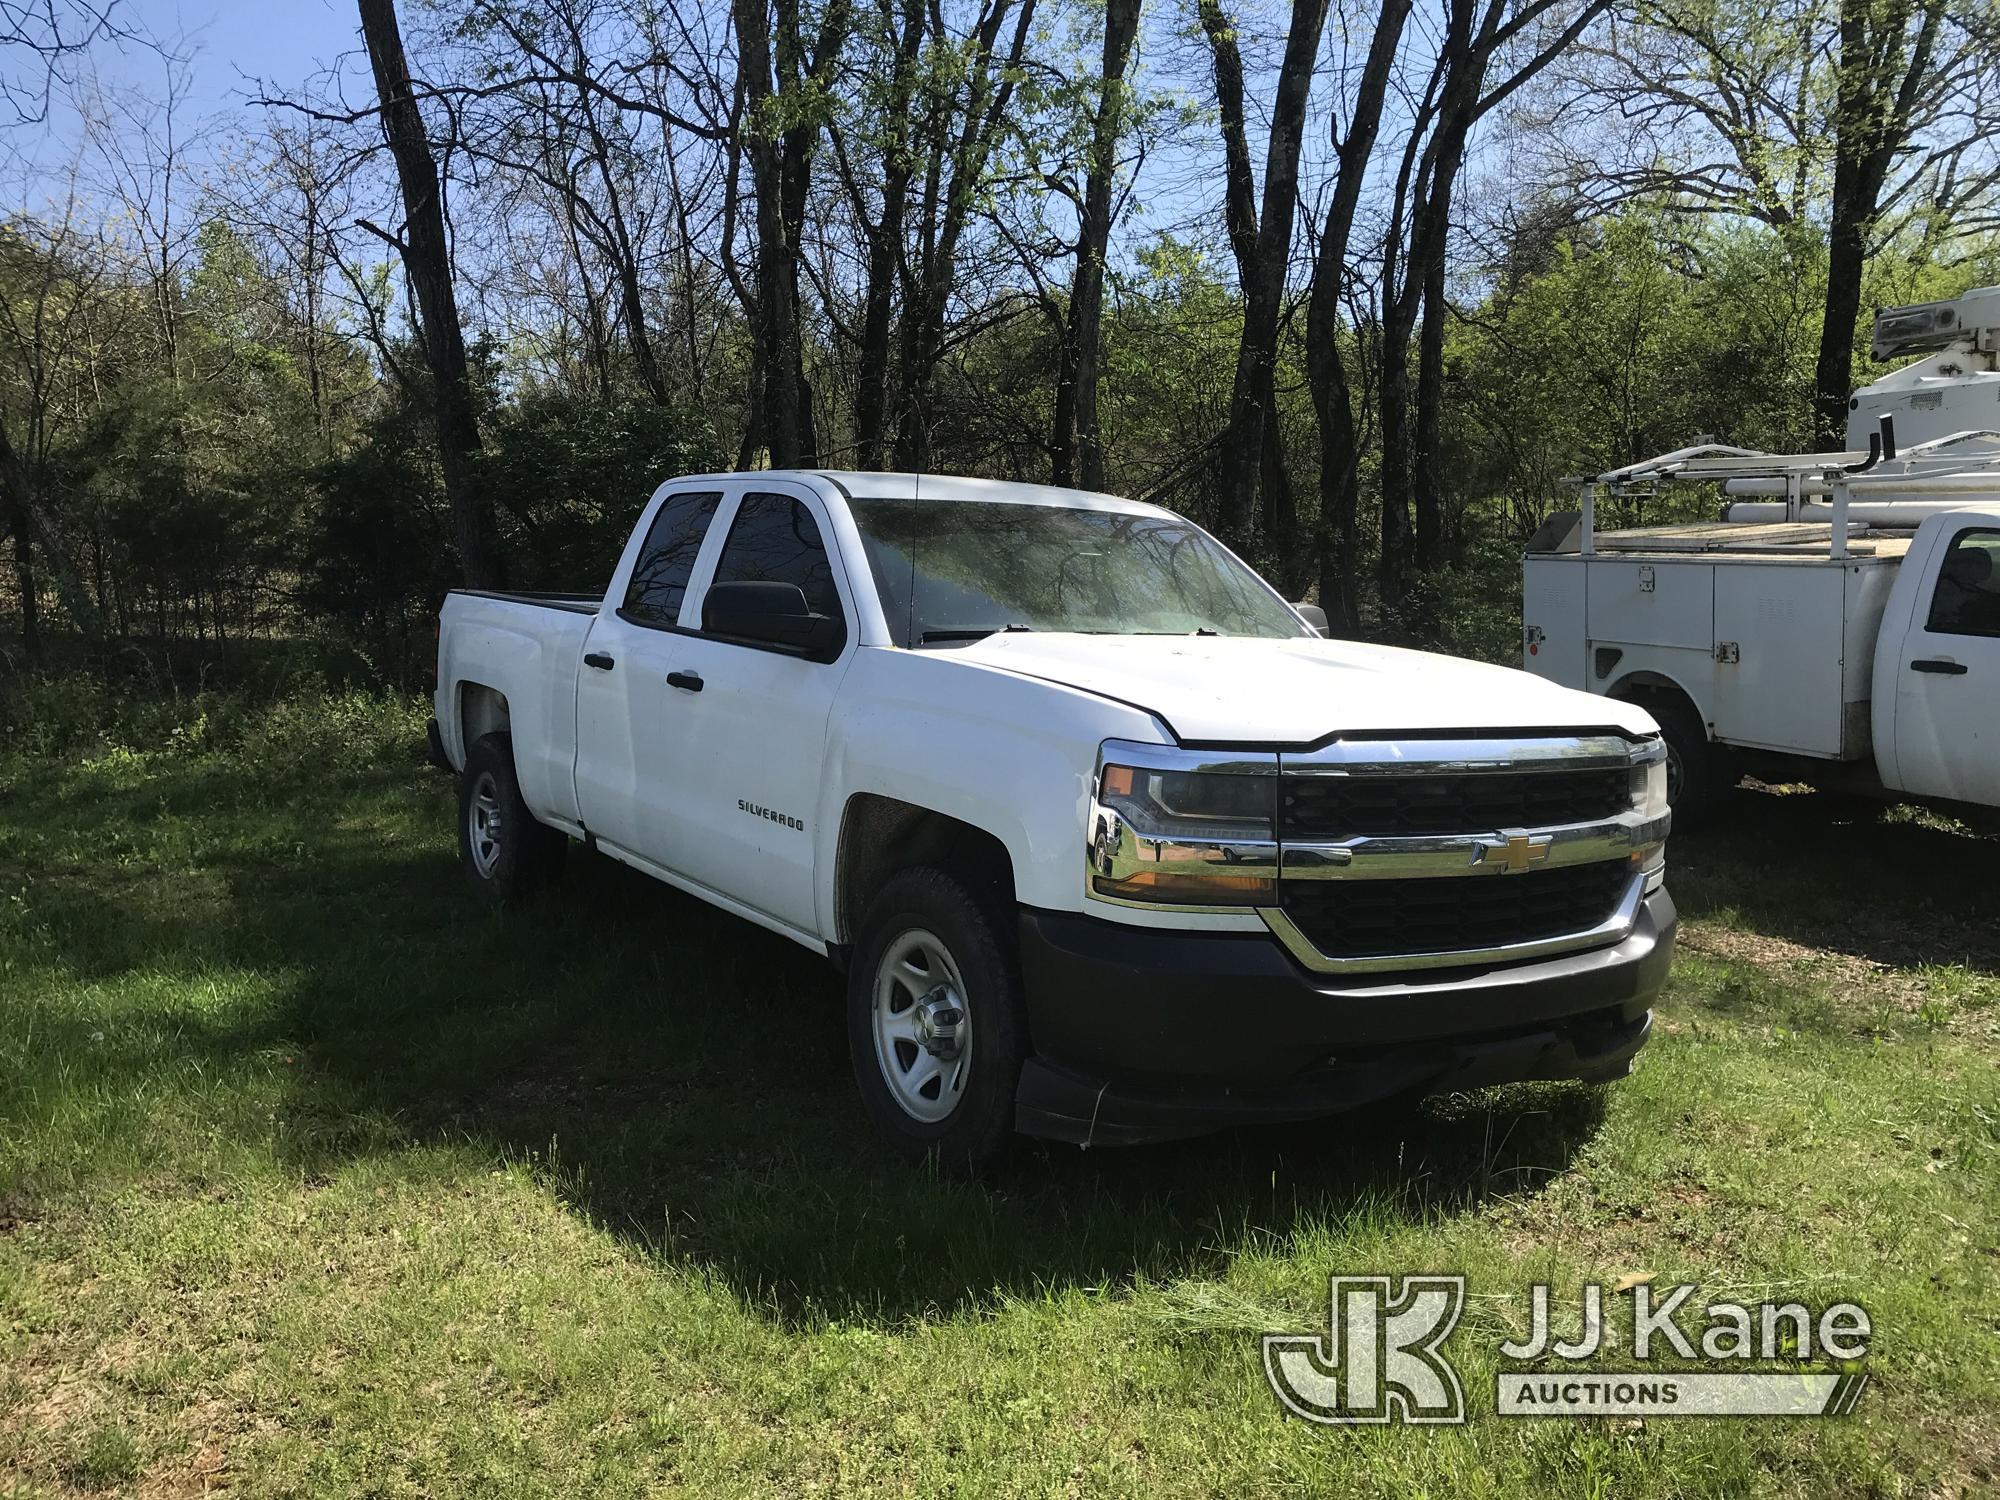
432;471;1675;1167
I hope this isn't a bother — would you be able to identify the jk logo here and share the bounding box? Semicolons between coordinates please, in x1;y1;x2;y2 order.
1263;1275;1468;1425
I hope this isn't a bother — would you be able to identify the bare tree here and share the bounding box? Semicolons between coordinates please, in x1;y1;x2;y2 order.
890;0;1038;471
1198;0;1330;555
1307;0;1412;632
1375;0;1609;599
1541;0;2000;443
0;0;141;125
0;200;112;653
357;0;507;587
1051;0;1141;490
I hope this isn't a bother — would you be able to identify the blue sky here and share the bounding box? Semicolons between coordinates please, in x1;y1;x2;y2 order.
134;0;359;114
9;0;362;175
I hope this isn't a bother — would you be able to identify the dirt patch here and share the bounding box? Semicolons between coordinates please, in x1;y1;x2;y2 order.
1680;925;1931;1011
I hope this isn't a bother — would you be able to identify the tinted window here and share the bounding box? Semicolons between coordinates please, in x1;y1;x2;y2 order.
710;492;845;624
1926;528;2000;639
622;490;722;627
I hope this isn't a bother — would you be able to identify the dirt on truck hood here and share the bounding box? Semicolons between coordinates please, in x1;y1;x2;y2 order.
952;632;1659;744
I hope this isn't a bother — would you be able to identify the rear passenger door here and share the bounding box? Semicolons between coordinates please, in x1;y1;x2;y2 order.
649;482;856;935
573;487;724;855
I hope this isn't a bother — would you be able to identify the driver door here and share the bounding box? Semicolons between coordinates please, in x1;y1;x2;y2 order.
641;481;857;934
1893;524;2000;807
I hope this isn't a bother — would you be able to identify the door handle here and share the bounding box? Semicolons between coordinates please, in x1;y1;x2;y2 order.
667;670;704;693
1910;658;1968;675
584;652;616;671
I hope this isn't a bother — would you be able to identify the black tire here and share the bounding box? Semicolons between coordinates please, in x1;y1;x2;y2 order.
1644;693;1720;829
458;731;567;905
846;867;1027;1172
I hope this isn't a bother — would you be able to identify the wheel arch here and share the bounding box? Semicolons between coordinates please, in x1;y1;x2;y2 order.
1606;669;1712;740
834;795;1018;948
457;681;511;761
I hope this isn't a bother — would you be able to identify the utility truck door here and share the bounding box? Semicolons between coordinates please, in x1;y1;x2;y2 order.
1891;522;2000;808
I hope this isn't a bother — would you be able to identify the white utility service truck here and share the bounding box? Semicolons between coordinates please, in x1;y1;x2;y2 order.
433;472;1676;1167
1522;287;2000;822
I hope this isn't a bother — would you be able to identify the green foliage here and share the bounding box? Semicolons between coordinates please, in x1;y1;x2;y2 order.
480;394;720;589
300;378;453;653
1451;212;1820;534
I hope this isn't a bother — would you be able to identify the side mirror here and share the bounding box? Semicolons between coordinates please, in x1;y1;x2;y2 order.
702;580;845;662
1292;602;1330;637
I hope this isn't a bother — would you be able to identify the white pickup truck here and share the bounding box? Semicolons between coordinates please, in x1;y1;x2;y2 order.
432;471;1675;1167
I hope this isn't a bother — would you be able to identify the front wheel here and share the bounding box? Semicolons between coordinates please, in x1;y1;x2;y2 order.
847;867;1026;1172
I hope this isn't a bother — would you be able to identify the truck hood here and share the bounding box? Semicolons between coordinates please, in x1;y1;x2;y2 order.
951;633;1658;744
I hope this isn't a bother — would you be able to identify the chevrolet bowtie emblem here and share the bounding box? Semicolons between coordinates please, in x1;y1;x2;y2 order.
1478;835;1552;875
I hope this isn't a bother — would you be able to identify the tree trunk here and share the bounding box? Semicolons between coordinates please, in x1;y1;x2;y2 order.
1413;218;1451;569
1053;0;1140;490
1813;205;1867;447
778;114;820;465
0;417;101;646
1307;0;1407;634
1376;309;1416;605
1812;0;1938;446
1198;0;1327;553
851;0;923;469
9;518;38;666
732;0;806;466
358;0;508;588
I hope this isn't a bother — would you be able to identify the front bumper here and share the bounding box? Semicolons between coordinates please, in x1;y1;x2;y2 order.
1012;887;1674;1145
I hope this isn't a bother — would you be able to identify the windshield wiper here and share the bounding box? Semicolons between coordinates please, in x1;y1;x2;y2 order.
918;623;1035;643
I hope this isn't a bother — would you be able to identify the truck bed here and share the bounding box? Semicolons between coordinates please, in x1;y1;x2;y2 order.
449;589;602;614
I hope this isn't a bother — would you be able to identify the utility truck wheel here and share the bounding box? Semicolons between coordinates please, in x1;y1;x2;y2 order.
847;867;1026;1172
1646;696;1721;829
458;732;566;905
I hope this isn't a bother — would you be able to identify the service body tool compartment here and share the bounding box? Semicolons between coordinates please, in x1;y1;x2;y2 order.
1707;562;1849;758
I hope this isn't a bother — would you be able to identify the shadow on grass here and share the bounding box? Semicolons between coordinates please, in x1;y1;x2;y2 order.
11;753;1614;1326
1668;783;2000;977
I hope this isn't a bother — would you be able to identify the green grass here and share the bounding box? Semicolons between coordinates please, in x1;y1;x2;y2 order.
1;692;1996;1495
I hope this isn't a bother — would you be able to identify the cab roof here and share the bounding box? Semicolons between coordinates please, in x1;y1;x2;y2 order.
809;470;1174;516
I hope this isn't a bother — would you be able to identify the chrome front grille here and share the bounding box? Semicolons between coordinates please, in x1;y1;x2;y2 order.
1279;765;1631;838
1266;734;1666;972
1089;733;1669;974
1276;859;1632;960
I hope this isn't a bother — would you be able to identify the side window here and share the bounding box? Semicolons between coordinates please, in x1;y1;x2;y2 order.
621;490;722;627
1925;528;2000;639
709;492;846;625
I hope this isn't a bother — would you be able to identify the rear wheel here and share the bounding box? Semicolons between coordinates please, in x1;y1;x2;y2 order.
847;867;1026;1172
458;731;566;905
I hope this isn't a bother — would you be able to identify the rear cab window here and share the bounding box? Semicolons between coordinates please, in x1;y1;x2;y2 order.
621;490;723;628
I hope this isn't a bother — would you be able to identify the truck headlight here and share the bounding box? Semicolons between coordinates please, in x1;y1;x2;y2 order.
1089;760;1278;906
1631;746;1669;819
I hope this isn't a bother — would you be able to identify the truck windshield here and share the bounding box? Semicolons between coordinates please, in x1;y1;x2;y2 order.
847;498;1308;646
